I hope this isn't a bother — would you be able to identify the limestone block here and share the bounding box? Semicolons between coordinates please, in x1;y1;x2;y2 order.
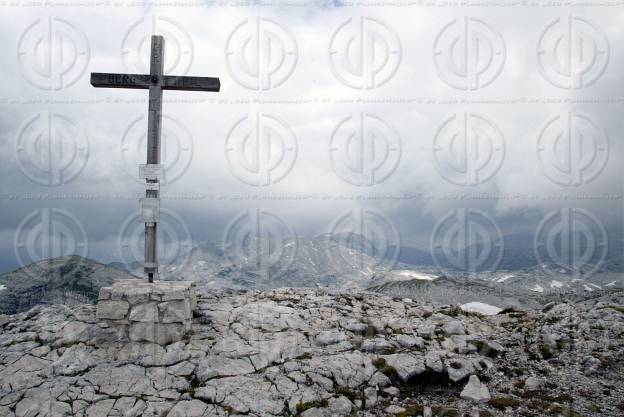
129;303;159;323
129;322;186;345
159;300;191;324
125;287;151;304
98;287;111;301
96;280;196;345
161;288;188;301
96;301;129;320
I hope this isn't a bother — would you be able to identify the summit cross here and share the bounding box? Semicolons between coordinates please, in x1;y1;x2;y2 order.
91;35;220;282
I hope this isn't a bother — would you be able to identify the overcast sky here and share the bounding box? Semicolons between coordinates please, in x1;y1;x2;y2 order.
0;1;622;273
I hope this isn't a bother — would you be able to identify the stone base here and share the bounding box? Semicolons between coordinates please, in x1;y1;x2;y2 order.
96;279;197;345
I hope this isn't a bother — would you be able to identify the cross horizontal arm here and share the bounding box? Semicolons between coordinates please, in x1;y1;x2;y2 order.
162;76;220;92
91;73;153;89
91;73;220;92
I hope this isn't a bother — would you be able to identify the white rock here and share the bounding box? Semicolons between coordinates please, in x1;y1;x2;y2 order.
525;376;542;390
460;302;502;316
460;375;490;403
385;405;406;414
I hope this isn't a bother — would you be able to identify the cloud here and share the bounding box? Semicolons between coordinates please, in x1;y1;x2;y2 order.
0;3;621;272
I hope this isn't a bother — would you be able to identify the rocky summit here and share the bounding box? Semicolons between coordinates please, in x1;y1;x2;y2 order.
0;288;622;417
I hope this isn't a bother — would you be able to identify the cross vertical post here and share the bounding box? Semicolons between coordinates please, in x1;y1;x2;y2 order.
90;35;220;282
145;36;164;282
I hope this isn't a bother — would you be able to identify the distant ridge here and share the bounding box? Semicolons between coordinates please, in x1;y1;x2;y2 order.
0;255;139;314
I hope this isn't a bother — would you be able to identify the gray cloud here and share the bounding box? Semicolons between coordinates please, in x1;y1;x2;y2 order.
0;3;622;272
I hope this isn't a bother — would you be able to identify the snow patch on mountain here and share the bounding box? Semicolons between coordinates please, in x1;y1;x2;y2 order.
496;274;514;283
393;270;437;281
460;302;502;316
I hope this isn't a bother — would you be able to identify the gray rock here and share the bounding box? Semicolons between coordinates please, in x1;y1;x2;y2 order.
460;375;490;403
96;301;129;320
166;400;208;417
524;376;542;390
160;300;191;324
446;358;475;382
196;356;255;381
425;352;444;373
129;322;186;345
316;329;348;346
381;353;426;382
360;338;394;353
52;344;97;376
396;334;425;349
442;320;465;336
328;396;352;416
363;387;377;408
129;303;158;323
342;319;368;333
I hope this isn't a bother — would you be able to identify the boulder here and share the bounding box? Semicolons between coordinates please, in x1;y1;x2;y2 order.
460;375;490;403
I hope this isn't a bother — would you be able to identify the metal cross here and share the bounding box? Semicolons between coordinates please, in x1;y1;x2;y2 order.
91;35;220;282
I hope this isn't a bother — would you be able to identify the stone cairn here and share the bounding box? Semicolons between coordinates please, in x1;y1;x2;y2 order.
96;279;197;345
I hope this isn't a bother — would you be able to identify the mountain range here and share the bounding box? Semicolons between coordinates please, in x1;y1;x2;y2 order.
0;234;622;314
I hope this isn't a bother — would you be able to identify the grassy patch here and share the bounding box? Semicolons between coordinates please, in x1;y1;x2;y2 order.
335;386;362;402
372;357;399;380
489;397;521;409
296;399;328;413
539;344;554;359
431;405;460;417
548;404;586;417
397;404;424;417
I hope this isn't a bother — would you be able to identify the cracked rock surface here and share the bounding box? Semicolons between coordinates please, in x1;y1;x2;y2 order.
0;288;622;416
